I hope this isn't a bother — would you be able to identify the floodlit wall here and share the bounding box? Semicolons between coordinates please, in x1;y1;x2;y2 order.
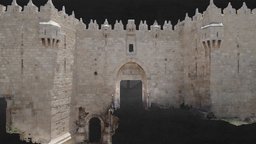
0;0;256;143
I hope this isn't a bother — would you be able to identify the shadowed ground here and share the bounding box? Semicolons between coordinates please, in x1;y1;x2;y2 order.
112;81;256;144
1;91;256;144
113;107;256;144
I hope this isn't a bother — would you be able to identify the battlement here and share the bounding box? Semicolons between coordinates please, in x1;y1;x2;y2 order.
78;1;255;32
0;0;79;27
0;0;255;33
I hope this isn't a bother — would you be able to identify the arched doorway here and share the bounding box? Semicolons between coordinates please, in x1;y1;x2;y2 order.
114;62;149;109
89;117;101;143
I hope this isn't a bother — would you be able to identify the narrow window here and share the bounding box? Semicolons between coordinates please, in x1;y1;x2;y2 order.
52;39;55;47
64;58;66;73
202;66;205;77
217;40;221;48
21;59;24;74
42;38;46;46
129;44;134;53
207;40;211;49
155;34;158;38
202;41;207;49
64;36;67;49
212;40;216;48
47;38;51;47
237;53;240;74
56;40;60;48
196;62;198;76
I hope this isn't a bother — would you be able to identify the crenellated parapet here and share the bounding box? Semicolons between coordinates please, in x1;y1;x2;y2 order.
88;20;99;30
139;20;148;31
85;19;173;32
39;0;80;27
0;0;80;25
40;0;55;19
1;0;256;36
6;0;22;13
163;20;172;31
223;2;236;15
114;20;124;31
83;19;179;40
126;19;136;34
102;19;111;38
150;21;161;38
177;0;256;51
23;0;38;13
237;2;251;15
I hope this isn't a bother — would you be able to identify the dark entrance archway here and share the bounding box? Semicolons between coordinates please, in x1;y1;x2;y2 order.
114;62;149;109
120;80;143;111
89;117;101;143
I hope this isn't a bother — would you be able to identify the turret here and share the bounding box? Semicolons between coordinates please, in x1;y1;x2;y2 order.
39;20;62;48
201;0;224;50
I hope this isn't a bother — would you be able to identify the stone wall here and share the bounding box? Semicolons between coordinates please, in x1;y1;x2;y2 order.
211;3;256;119
1;0;256;143
74;19;183;112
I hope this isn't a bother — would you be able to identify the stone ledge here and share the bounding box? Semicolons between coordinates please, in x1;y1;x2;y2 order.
48;132;71;144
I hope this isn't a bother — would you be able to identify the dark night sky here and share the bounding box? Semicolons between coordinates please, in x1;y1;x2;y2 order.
0;0;256;25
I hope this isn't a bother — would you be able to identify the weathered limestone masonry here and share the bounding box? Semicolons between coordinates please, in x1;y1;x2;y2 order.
0;0;76;143
0;0;256;143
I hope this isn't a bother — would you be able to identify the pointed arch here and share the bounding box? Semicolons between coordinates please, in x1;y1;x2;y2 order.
114;61;150;109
